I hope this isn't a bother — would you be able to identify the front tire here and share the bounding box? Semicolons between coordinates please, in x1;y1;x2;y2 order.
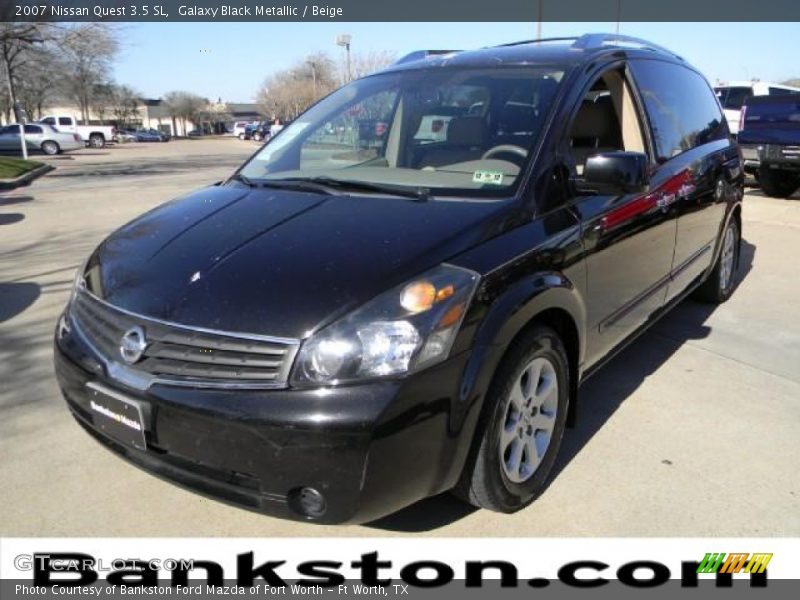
758;167;799;198
455;325;569;513
694;217;740;303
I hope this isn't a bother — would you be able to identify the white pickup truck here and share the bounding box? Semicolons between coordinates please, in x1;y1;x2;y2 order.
39;115;117;148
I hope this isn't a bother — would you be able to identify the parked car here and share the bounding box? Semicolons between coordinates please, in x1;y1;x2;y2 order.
237;123;254;140
0;123;83;155
251;122;272;142
55;34;743;524
39;115;116;148
232;120;257;138
114;130;138;144
186;130;204;137
714;81;800;136
135;128;170;142
738;94;800;198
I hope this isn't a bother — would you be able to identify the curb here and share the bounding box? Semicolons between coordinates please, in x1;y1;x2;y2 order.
0;164;55;191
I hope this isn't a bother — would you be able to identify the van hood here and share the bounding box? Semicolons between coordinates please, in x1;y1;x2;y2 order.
83;184;515;338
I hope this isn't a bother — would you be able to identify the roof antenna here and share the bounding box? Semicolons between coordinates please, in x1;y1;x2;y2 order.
615;0;622;36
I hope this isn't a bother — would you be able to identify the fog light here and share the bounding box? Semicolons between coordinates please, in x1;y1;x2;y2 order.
288;487;327;518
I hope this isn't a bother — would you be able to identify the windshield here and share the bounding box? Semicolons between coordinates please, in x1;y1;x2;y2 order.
238;67;564;198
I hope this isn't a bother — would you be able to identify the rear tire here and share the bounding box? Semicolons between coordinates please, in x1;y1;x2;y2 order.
89;134;105;149
758;167;799;198
238;133;246;140
694;217;740;304
41;140;60;155
454;325;569;513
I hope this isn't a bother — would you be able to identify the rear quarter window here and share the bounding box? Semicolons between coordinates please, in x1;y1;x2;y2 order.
631;60;727;162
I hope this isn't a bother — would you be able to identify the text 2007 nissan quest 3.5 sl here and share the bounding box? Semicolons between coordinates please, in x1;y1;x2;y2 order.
55;35;743;523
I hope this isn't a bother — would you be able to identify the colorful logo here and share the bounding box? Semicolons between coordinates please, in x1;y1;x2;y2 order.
696;553;773;575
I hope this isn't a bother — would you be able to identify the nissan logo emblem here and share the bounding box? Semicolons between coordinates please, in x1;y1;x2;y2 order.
119;326;148;364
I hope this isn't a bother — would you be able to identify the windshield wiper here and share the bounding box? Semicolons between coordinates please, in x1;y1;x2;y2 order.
278;176;432;202
229;174;336;195
229;172;256;187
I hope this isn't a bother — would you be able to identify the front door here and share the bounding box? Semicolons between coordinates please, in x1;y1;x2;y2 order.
563;67;678;365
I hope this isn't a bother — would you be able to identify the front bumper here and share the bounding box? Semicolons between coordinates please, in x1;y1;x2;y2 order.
54;315;481;524
760;144;800;172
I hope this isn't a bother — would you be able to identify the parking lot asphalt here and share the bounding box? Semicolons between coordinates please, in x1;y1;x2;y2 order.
1;139;798;537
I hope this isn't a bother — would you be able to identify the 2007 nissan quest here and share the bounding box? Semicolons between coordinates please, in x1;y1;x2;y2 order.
54;34;743;523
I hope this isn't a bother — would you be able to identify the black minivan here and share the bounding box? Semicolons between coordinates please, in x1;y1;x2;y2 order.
55;34;743;524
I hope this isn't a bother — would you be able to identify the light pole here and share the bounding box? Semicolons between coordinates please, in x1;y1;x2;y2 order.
336;33;352;83
13;102;28;160
536;1;543;40
306;59;318;97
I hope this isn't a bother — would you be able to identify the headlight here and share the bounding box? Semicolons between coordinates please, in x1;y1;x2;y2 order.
68;256;89;305
292;264;479;385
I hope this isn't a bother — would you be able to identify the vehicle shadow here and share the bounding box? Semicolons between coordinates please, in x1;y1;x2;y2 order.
0;282;41;323
0;195;34;207
746;188;800;200
0;213;25;226
366;239;756;533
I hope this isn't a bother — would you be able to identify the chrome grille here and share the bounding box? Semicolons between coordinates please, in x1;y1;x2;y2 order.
69;289;299;388
781;145;800;158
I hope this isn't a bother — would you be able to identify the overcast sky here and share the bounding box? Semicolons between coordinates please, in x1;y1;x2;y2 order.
113;22;799;102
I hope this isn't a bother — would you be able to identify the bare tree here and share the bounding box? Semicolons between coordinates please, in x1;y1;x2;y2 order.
257;53;338;120
163;91;207;135
59;24;119;124
16;45;64;120
91;83;114;124
345;50;396;83
110;85;140;127
0;23;47;119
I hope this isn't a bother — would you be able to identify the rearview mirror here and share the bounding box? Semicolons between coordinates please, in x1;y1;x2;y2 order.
575;151;649;195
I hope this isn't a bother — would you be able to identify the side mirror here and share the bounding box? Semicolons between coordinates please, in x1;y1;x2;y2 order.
575;151;650;195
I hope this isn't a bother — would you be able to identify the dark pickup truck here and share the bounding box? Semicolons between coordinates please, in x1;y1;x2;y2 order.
738;95;800;198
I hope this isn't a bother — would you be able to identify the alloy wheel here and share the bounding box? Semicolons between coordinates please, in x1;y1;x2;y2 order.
719;223;736;292
498;356;559;483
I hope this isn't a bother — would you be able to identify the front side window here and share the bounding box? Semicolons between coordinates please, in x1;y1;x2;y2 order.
567;69;647;175
632;60;726;162
238;67;564;198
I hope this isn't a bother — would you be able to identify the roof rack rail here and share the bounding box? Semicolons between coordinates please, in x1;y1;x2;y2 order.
492;33;683;61
394;50;462;65
573;33;684;61
496;36;581;48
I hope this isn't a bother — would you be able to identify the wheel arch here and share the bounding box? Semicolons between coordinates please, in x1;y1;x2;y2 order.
445;273;586;496
461;272;587;432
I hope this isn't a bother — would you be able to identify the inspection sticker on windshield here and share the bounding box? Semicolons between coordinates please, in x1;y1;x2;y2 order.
473;170;504;185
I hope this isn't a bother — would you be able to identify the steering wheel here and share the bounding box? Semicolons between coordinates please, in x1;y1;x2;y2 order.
481;144;528;162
